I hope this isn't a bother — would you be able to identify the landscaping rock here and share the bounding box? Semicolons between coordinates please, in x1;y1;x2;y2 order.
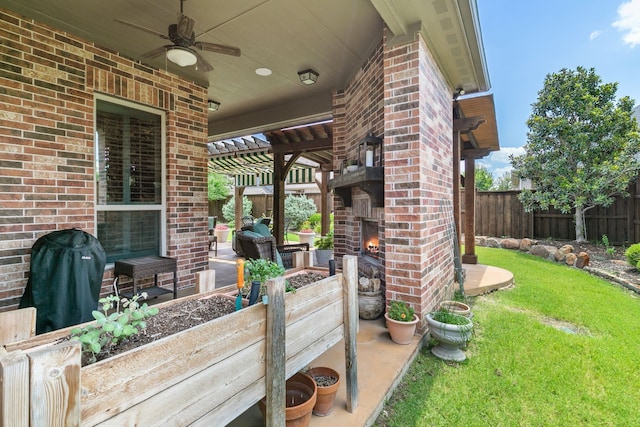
565;253;577;266
475;236;487;246
519;238;534;251
575;252;590;268
559;244;575;254
486;237;501;248
501;238;520;250
530;245;557;260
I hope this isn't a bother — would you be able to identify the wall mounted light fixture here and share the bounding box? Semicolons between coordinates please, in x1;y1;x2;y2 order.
298;69;319;85
207;100;220;111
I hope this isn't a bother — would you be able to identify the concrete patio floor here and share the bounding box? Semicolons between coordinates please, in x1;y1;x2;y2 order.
152;242;512;426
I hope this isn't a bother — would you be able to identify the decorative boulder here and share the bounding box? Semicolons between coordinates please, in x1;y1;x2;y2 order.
519;238;534;251
575;252;590;268
565;253;577;266
486;238;501;248
475;236;487;246
530;245;558;260
501;238;520;250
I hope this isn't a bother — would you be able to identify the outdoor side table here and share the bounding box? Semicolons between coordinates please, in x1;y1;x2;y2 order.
114;256;178;300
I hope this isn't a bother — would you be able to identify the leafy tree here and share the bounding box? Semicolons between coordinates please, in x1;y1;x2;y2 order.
208;173;232;201
474;166;494;190
493;171;514;191
221;196;253;225
284;195;317;230
511;67;640;242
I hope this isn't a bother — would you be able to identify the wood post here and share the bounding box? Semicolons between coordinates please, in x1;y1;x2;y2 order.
462;157;477;264
0;307;36;346
342;255;359;412
265;276;286;426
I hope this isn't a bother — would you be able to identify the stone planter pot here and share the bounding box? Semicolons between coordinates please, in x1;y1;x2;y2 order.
214;228;230;243
425;312;473;362
358;290;385;320
259;372;317;427
315;249;333;267
384;313;419;345
308;366;340;416
297;232;316;248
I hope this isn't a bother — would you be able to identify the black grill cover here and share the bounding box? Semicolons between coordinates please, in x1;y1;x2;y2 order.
19;229;106;334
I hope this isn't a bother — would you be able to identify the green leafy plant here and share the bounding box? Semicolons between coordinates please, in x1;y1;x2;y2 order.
298;220;314;233
430;306;470;326
244;258;285;298
284;195;317;230
624;243;640;270
221;195;253;224
387;300;415;322
315;231;334;250
70;293;159;364
601;234;615;257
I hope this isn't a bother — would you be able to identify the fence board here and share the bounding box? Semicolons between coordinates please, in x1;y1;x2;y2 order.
463;185;640;244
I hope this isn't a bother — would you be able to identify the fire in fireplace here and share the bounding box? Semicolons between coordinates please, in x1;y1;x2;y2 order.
361;219;379;259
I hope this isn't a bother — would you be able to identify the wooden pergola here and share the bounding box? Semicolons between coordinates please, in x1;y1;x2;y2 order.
452;94;500;264
208;121;333;245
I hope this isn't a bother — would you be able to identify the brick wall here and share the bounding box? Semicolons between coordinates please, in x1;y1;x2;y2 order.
333;27;456;331
0;9;209;311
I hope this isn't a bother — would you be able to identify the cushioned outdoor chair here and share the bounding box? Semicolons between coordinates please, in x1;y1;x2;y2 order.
236;222;309;269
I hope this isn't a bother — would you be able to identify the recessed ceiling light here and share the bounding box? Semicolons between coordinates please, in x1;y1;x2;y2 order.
255;67;272;76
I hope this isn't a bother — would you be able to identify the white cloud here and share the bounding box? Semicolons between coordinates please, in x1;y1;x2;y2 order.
613;0;640;47
590;30;603;40
489;146;525;164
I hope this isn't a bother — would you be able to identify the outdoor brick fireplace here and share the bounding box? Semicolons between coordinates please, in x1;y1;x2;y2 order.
361;219;380;260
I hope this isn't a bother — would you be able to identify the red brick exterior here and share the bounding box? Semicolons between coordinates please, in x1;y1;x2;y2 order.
0;10;209;310
333;29;456;330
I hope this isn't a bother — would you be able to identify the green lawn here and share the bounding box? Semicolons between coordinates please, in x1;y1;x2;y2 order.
375;246;640;426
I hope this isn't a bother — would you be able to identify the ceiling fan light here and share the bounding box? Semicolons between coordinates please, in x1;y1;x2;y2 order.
166;46;197;67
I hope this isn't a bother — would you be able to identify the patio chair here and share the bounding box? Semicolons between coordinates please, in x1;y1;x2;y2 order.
208;216;218;256
236;223;309;269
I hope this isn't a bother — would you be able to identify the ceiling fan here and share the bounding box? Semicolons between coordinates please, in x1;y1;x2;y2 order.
115;0;241;72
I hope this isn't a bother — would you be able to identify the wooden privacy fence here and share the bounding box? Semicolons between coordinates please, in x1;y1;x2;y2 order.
462;182;640;245
0;257;359;426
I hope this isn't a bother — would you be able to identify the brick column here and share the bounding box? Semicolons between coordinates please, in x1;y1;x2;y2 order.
383;32;456;327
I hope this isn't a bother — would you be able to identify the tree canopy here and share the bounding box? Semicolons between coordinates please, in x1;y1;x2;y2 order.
474;166;494;191
208;173;232;201
511;66;640;242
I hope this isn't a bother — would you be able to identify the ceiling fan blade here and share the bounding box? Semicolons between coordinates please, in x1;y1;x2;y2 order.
192;50;214;72
115;18;169;40
176;13;195;39
195;41;241;57
140;45;171;59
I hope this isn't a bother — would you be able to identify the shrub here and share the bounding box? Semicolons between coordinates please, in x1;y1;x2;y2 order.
284;195;317;230
222;196;253;224
624;243;640;269
308;213;322;229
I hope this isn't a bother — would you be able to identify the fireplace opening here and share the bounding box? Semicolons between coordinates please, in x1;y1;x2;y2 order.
361;219;379;259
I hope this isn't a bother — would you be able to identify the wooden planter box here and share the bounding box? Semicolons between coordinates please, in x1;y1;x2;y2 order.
0;257;359;426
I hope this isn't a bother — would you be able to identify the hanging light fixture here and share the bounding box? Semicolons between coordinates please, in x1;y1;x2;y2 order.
207;100;220;111
297;69;319;85
166;46;197;67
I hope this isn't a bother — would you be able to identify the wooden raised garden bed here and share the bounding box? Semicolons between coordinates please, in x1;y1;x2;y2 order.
0;257;359;426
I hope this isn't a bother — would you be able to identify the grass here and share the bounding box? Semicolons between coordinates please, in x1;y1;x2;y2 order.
375;246;640;427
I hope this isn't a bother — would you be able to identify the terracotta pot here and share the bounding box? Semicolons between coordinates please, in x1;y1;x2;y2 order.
308;367;340;416
384;312;419;345
259;372;317;426
358;290;385;320
439;300;472;318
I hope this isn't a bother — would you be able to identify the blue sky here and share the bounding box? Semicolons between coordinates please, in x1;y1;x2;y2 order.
475;0;640;178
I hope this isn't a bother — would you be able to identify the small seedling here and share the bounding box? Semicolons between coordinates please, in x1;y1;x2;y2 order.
71;293;158;364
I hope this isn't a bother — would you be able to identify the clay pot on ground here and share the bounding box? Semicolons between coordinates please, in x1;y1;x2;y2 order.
307;366;340;416
259;372;317;427
358;290;385;320
439;300;472;318
384;312;420;345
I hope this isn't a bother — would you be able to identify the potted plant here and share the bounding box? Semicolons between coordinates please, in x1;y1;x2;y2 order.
297;221;316;248
384;300;419;345
214;224;230;242
244;258;285;303
314;232;334;267
425;306;473;362
259;371;317;426
307;366;340;416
